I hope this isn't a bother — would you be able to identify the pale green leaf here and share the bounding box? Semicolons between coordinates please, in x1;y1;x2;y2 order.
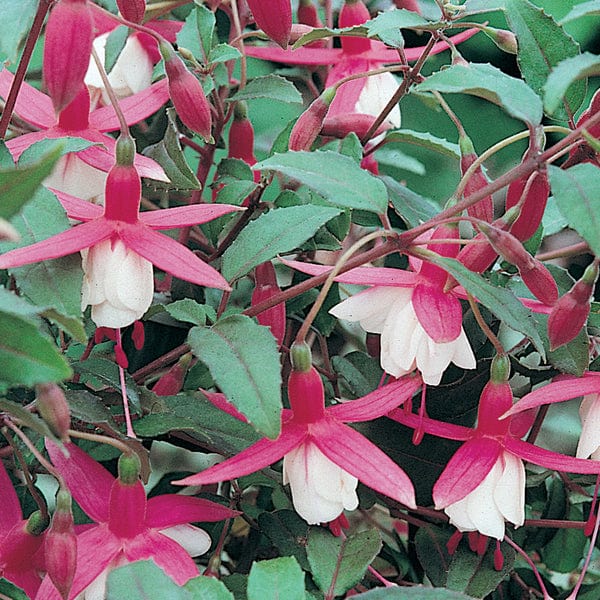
247;557;305;600
228;75;302;104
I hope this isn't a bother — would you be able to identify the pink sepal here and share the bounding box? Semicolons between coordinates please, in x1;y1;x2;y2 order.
118;224;230;290
123;529;199;585
203;391;249;423
328;373;421;422
139;204;242;229
412;283;463;342
51;190;104;221
0;68;54;128
0;219;113;269
108;480;146;538
433;438;501;507
46;440;114;523
0;461;23;536
387;408;471;441
506;437;600;474
312;418;416;508
173;421;307;486
502;372;600;419
146;495;239;528
281;258;418;287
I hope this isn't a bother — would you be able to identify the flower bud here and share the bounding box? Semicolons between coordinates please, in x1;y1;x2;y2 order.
43;0;94;114
36;384;71;442
289;87;336;151
320;113;386;139
247;0;292;48
548;261;599;350
460;133;494;223
117;0;145;24
45;489;77;600
298;0;323;27
505;169;549;241
393;0;422;13
160;42;213;143
252;262;286;347
152;354;192;396
229;102;257;166
338;0;372;53
482;26;518;54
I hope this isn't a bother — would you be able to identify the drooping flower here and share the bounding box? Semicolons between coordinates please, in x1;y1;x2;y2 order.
174;348;421;525
390;357;600;540
0;147;241;329
36;441;239;599
284;225;476;386
246;0;292;48
0;69;169;202
0;461;47;597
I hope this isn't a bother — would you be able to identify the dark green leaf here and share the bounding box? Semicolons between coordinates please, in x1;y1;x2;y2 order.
165;298;208;326
41;308;87;343
307;528;382;597
332;352;383;398
184;576;234;599
382;176;440;228
542;504;587;572
176;5;210;59
352;589;476;599
258;510;310;570
0;398;60;442
188;315;282;438
144;108;201;190
504;0;584;120
105;26;129;74
383;130;460;159
0;0;37;62
548;163;600;256
255;151;388;213
560;0;600;23
19;138;99;167
247;557;305;600
106;560;190;599
221;205;341;281
65;389;119;426
414;63;543;125
0;577;30;600
544;53;600;115
424;254;546;357
228;75;302;104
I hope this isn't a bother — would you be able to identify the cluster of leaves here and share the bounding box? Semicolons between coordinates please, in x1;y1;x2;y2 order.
1;0;600;599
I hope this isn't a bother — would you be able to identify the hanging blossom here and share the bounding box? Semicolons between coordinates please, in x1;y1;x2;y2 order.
284;225;477;386
390;357;600;540
36;441;239;599
0;138;241;329
0;460;47;598
175;346;421;525
0;69;169;202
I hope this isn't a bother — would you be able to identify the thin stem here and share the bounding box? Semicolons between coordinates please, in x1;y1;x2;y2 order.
294;229;392;344
434;90;465;137
0;0;54;140
67;429;132;455
230;0;247;89
116;329;136;438
536;241;590;262
467;293;504;355
503;536;552;600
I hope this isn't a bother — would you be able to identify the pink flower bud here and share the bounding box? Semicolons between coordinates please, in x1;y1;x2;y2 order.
252;262;286;346
505;169;549;241
548;261;599;350
338;0;372;53
247;0;292;48
298;0;323;28
393;0;422;13
117;0;145;24
160;43;213;143
320;113;386;139
288;364;326;423
36;383;71;442
43;0;94;114
45;489;77;600
289;87;336;151
482;26;518;54
152;354;192;396
460;134;494;223
132;320;145;350
229;102;257;166
104;163;142;223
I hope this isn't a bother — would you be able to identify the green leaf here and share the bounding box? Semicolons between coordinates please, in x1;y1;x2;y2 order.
0;578;30;600
424;254;546;357
0;0;37;62
352;587;477;599
414;63;543;125
41;308;87;343
165;298;208;326
382;176;440;228
247;557;305;600
216;180;258;206
184;576;234;599
460;0;506;16
0;313;71;386
560;0;600;23
177;5;212;60
255;151;388;213
504;0;584;120
544;53;600;115
221;205;341;281
383;130;460;159
19;137;99;166
208;43;241;64
106;560;190;599
136;392;259;453
3;187;83;317
258;510;310;570
105;26;129;74
542;503;587;572
332;351;383;398
66;390;119;427
307;528;382;597
0;398;60;442
188;315;282;438
366;9;434;47
228;75;302;104
548;163;600;256
144;108;201;190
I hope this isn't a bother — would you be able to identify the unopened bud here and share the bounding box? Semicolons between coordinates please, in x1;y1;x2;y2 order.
505;170;549;241
247;0;292;48
0;217;19;242
460;134;493;222
548;261;599;350
36;384;71;442
482;26;518;55
289;86;336;151
289;24;316;45
152;353;192;396
252;262;286;347
298;0;323;27
118;452;142;485
229;102;257;166
117;0;145;24
320;113;386;139
160;42;213;143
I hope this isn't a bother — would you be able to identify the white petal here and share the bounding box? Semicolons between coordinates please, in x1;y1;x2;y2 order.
494;452;525;527
45;154;107;204
75;567;109;600
355;72;401;128
383;298;420;373
450;328;477;370
577;394;600;459
416;336;455;386
160;524;212;558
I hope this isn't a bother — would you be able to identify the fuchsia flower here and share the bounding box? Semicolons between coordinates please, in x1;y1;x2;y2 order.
37;441;239;599
0;461;46;597
0;69;169;202
175;353;422;524
0;147;241;328
246;0;292;48
285;226;476;386
390;357;600;540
